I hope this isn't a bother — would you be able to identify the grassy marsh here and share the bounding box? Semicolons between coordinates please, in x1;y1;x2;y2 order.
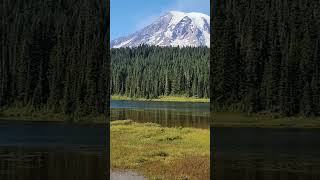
110;120;210;179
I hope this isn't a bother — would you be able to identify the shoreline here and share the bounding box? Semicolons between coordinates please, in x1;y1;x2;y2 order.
1;106;320;129
1;115;320;129
111;95;210;103
212;112;320;129
0;117;107;125
0;106;105;124
211;123;320;129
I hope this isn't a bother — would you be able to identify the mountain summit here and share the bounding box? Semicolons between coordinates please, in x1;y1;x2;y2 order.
111;11;210;48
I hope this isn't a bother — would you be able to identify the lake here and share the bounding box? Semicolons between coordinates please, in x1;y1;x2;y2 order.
2;100;319;180
0;120;108;180
111;100;210;128
212;127;320;180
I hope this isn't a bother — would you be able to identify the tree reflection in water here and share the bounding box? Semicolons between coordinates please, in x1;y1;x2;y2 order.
0;148;107;180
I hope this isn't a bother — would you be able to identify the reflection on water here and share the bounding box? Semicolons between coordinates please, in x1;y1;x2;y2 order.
0;149;107;180
0;121;108;180
111;100;209;111
212;127;320;180
215;153;320;180
111;100;210;128
111;108;210;128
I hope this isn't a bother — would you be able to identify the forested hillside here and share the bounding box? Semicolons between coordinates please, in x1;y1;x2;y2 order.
211;0;320;116
111;46;209;99
0;0;108;118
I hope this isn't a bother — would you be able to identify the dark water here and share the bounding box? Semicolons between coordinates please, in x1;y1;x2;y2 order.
0;121;107;180
212;127;320;180
111;100;210;128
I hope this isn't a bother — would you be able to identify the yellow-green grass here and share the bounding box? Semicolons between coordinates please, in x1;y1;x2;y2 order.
0;106;104;123
213;112;320;128
111;120;210;179
111;95;209;103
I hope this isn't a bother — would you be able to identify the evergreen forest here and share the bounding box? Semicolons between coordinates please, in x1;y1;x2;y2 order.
211;0;320;116
2;0;319;120
111;46;210;99
0;0;109;118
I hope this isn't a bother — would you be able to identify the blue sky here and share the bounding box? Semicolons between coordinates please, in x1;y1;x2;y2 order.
111;0;210;40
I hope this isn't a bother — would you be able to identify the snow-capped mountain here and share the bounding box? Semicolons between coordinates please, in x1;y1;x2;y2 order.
111;11;210;48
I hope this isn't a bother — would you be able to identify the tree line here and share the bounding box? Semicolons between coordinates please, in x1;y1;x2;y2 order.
211;0;320;116
111;45;210;99
3;0;319;119
0;0;109;118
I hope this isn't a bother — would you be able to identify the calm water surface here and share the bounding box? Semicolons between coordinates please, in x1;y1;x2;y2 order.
213;127;320;180
0;120;107;180
111;100;210;128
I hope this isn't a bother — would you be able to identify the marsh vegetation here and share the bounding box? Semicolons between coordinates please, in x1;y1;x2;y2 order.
110;120;210;179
